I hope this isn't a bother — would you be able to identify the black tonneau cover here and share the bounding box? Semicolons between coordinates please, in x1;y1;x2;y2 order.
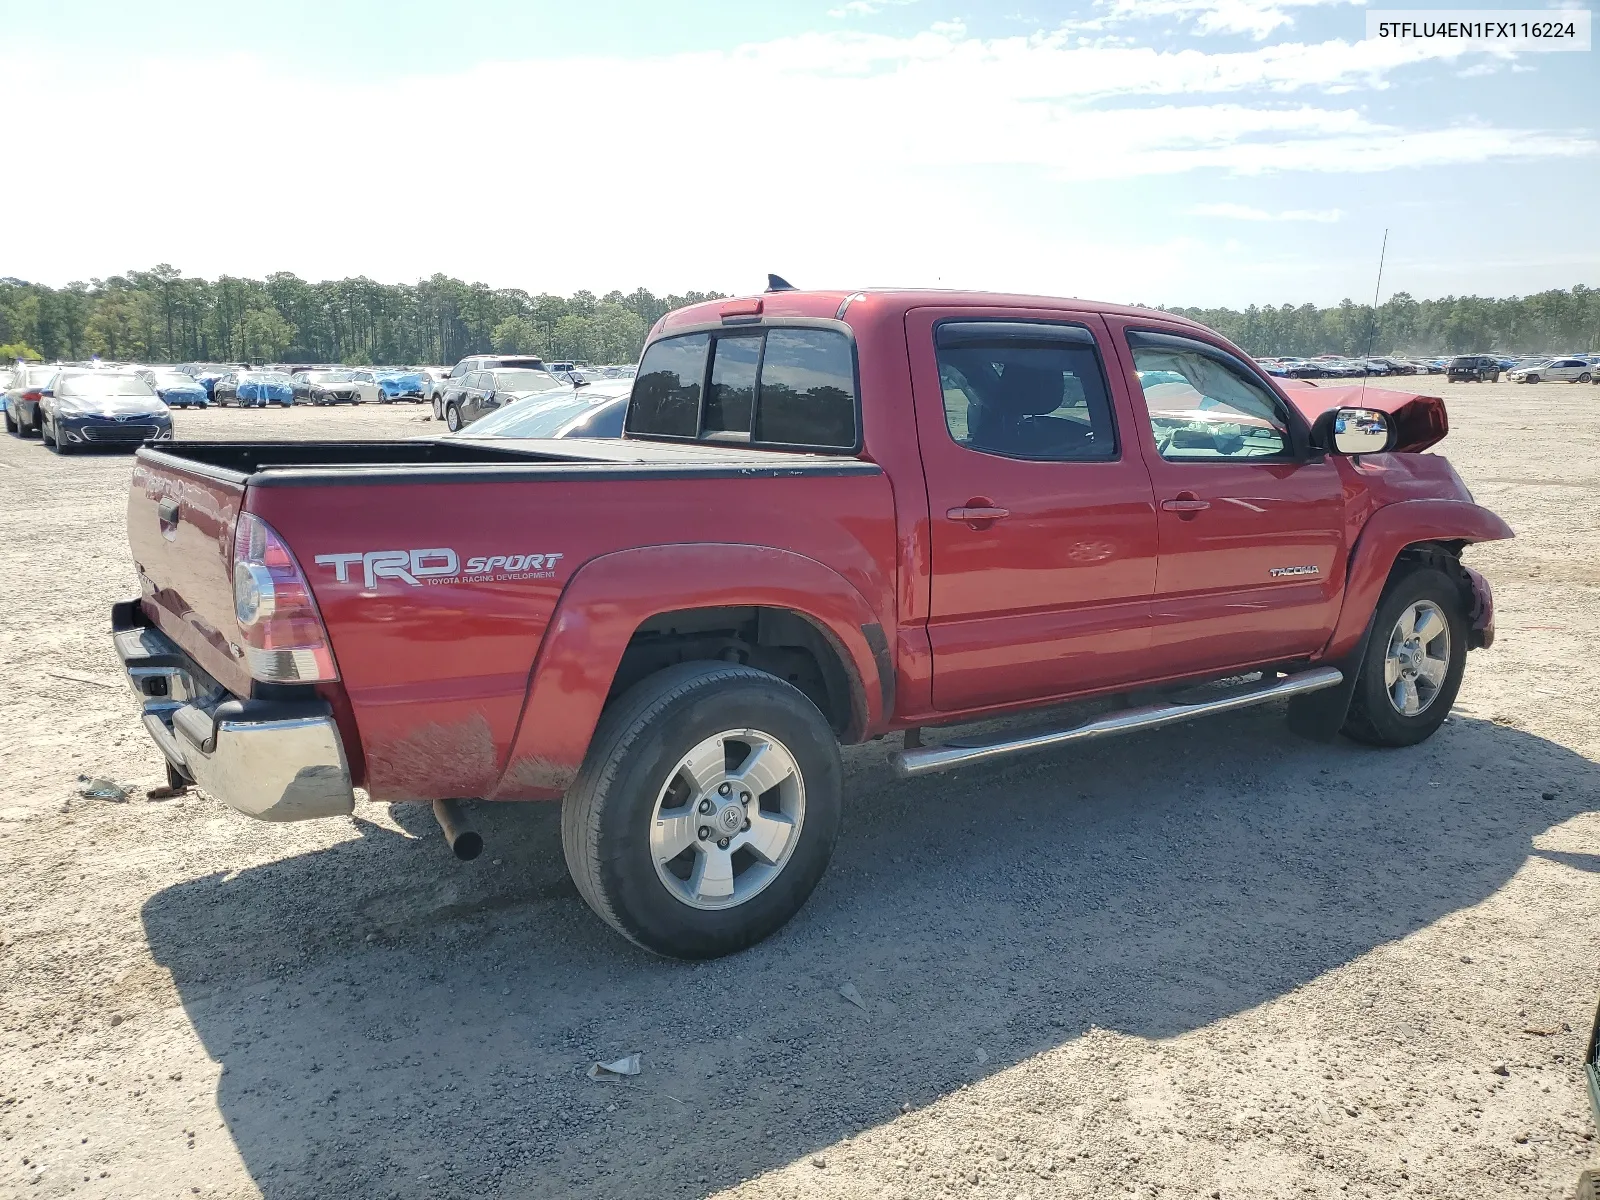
135;438;880;488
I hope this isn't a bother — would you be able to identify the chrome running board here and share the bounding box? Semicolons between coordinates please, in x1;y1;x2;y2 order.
888;666;1344;779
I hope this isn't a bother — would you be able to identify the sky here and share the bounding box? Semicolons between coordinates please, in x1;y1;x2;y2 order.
1;0;1595;307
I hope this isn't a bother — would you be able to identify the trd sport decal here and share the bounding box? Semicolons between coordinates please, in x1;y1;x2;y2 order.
313;548;564;588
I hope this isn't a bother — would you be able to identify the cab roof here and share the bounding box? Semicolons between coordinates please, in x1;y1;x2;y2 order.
656;288;1211;337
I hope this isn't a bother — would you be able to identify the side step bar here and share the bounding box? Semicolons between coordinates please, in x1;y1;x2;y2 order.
888;666;1344;779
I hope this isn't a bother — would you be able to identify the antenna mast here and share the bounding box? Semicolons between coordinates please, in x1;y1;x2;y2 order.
1359;228;1389;407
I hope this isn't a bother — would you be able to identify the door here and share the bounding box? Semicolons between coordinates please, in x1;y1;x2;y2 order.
1105;321;1346;679
910;309;1159;712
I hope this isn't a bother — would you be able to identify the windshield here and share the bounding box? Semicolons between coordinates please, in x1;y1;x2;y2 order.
152;372;201;389
310;370;354;383
243;373;292;385
57;373;156;398
465;393;593;437
493;369;563;393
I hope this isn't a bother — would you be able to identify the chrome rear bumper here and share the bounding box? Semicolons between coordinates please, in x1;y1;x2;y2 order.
112;609;355;822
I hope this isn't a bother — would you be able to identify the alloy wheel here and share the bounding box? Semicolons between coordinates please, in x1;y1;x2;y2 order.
1384;599;1451;716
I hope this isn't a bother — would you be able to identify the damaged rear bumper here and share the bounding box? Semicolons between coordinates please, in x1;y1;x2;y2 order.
111;601;355;822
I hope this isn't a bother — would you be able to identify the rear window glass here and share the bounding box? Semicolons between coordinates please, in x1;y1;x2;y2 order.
755;329;857;449
704;335;760;436
628;333;708;438
492;369;562;393
628;327;858;451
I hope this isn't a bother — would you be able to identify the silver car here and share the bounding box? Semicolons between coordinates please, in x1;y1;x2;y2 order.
1508;357;1593;384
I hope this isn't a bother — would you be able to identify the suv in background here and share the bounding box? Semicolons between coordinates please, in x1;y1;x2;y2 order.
1446;355;1500;383
430;354;547;419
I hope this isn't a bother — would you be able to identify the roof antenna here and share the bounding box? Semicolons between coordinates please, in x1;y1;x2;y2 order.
766;273;796;292
1358;228;1388;409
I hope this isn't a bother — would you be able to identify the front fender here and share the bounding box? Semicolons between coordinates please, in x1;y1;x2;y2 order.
487;543;891;800
1322;499;1514;662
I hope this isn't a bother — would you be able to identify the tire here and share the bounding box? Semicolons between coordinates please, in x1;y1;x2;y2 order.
1526;374;1539;384
444;402;463;432
561;662;843;960
3;407;15;434
1578;373;1591;384
20;408;40;438
1342;565;1468;748
1578;1167;1600;1200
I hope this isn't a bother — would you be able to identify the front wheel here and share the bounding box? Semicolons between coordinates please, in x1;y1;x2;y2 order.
1525;374;1539;384
561;662;843;959
1343;566;1467;748
444;402;463;432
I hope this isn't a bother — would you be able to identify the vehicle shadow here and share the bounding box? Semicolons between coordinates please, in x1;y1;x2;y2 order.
141;709;1598;1199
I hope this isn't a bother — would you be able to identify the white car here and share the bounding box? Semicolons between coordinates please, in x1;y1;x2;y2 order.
1508;357;1592;384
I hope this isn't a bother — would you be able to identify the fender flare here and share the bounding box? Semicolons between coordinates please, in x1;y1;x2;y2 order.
1322;499;1512;663
1289;498;1512;741
487;543;891;799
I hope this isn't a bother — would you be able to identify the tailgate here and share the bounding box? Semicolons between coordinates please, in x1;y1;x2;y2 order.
127;456;254;696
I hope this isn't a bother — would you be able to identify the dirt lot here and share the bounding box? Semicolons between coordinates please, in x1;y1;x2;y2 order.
1;380;1598;1200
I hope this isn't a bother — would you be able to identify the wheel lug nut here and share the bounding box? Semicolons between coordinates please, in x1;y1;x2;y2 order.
698;799;713;814
740;792;751;803
742;818;751;832
698;826;710;840
717;837;730;849
718;783;731;796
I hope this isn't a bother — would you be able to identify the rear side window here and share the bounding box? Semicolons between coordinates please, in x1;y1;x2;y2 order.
627;328;857;451
935;321;1117;462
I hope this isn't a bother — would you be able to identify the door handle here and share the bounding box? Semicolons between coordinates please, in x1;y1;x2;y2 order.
1161;496;1211;513
947;504;1011;524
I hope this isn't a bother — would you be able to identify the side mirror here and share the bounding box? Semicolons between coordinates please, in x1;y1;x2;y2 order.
1313;406;1393;455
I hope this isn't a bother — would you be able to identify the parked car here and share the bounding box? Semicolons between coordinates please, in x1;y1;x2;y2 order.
188;365;247;401
431;355;548;420
0;366;15;414
438;366;567;432
145;369;210;408
1445;355;1500;383
112;287;1510;960
452;378;633;440
376;369;427;403
291;369;367;405
40;370;172;453
4;363;64;436
236;371;296;407
1509;357;1592;384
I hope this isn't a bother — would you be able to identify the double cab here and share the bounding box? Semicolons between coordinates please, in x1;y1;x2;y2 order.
113;288;1510;958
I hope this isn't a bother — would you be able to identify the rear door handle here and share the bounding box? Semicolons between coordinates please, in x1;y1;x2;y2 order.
947;505;1011;523
1161;498;1211;512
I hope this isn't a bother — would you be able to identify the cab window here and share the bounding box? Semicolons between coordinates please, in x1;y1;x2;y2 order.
1127;332;1291;461
934;321;1117;462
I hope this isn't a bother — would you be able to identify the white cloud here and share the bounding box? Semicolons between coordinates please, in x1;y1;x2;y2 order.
1191;203;1345;220
827;0;920;17
2;21;1591;297
1092;0;1360;39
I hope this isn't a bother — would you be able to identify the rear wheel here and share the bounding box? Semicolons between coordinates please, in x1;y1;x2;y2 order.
21;409;40;438
444;402;463;432
1578;373;1592;384
1343;566;1467;748
3;407;15;434
561;662;843;959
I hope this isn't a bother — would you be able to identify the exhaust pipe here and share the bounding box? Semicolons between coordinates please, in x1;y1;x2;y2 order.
432;799;484;861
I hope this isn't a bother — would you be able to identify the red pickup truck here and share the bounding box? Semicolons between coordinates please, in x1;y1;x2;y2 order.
113;287;1511;958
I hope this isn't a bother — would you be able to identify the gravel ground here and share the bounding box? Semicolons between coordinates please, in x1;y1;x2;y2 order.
1;381;1597;1200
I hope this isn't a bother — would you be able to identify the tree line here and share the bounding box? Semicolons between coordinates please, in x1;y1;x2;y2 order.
1;268;1595;366
0;266;725;366
1159;285;1599;358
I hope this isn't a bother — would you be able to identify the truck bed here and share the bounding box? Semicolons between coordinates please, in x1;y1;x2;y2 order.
139;437;880;485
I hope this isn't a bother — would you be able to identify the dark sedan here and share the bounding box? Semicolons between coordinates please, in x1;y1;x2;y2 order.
292;369;366;405
439;366;567;432
40;371;173;453
4;364;63;436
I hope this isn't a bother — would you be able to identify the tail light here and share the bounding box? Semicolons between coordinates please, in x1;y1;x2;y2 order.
231;512;338;682
21;390;43;402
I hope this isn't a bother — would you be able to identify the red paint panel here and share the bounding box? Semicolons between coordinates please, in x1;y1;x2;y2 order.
1322;498;1514;662
246;470;896;803
490;543;891;799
